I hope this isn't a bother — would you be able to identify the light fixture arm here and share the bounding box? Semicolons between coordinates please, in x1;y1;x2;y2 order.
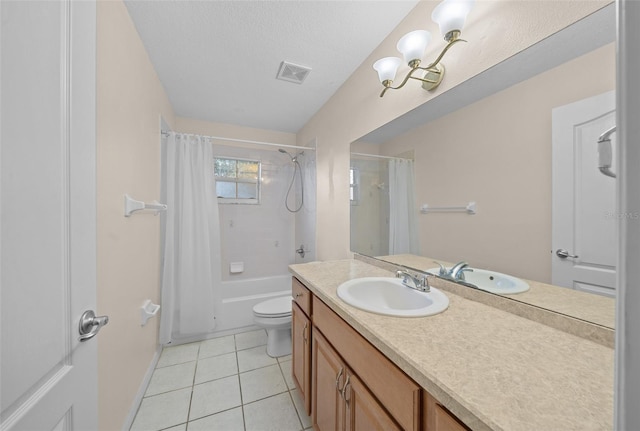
379;37;466;98
421;37;465;72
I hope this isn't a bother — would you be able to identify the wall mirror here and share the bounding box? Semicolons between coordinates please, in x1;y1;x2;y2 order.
350;4;616;329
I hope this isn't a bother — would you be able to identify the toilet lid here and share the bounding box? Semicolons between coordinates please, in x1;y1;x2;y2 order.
253;295;293;318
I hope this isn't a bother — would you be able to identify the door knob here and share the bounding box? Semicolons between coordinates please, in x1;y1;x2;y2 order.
78;310;109;342
556;249;579;259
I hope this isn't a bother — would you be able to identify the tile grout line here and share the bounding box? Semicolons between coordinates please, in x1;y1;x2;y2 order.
183;341;202;429
234;334;248;431
279;360;306;431
144;330;300;431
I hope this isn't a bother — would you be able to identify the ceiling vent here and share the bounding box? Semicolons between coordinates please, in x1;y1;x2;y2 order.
276;61;311;84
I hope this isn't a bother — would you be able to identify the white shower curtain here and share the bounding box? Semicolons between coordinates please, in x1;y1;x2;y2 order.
388;159;420;255
159;132;221;345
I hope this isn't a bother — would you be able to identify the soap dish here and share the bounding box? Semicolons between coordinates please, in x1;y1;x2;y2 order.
141;300;160;326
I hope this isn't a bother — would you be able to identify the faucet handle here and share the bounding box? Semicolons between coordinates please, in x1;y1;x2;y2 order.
456;267;474;281
433;261;447;276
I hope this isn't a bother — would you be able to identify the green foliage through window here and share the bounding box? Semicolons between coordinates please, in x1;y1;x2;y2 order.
214;158;261;204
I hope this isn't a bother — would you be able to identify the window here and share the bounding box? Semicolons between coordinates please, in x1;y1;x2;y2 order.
350;167;359;205
214;158;261;204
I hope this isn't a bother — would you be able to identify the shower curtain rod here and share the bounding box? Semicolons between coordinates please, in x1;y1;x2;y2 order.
350;152;412;161
161;130;315;152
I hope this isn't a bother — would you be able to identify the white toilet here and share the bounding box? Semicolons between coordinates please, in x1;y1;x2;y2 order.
252;296;293;357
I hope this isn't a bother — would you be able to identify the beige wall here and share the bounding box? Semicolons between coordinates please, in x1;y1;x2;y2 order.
297;0;611;261
96;1;175;430
382;43;615;283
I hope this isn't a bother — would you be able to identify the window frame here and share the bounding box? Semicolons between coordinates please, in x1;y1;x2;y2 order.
214;156;262;205
350;166;360;205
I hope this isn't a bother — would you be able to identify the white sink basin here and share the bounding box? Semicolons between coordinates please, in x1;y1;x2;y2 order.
336;277;449;317
427;268;530;295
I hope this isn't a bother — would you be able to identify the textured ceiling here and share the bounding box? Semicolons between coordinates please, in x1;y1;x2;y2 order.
124;0;420;133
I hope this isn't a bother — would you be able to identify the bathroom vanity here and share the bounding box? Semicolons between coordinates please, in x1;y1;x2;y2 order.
289;259;614;431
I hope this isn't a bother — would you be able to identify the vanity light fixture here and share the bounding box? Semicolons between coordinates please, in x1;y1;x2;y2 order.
373;0;475;97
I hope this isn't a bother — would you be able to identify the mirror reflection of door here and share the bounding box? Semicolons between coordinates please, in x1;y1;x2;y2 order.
552;91;616;297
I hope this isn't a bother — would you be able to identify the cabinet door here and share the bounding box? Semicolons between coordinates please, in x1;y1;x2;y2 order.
423;391;470;431
292;302;311;415
313;330;346;431
345;372;401;431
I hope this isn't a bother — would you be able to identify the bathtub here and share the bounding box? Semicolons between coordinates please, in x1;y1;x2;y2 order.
214;274;292;333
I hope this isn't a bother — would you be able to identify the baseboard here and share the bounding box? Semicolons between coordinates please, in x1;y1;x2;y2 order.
164;324;262;347
121;345;162;431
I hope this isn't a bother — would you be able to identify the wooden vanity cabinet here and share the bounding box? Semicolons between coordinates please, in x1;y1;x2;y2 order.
312;330;345;431
313;330;401;431
312;295;420;431
292;276;470;431
292;302;311;415
423;392;470;431
292;278;312;415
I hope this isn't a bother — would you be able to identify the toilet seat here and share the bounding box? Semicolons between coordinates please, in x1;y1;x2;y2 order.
253;295;292;318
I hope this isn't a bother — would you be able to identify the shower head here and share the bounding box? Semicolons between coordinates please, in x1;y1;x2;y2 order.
279;148;296;162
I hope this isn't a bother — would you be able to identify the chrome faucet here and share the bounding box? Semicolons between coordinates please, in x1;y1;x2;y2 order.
449;261;471;280
396;269;430;292
433;261;474;281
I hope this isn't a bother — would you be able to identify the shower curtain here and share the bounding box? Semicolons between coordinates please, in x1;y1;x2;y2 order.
159;132;221;344
388;158;420;255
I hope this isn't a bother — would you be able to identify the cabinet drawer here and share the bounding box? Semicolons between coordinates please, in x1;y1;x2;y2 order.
292;277;312;316
313;296;421;431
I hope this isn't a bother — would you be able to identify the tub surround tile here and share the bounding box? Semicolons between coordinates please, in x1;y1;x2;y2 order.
243;393;303;431
198;335;235;359
240;364;288;404
237;345;278;372
235;329;267;350
189;375;242;421
130;388;191;431
289;259;614;431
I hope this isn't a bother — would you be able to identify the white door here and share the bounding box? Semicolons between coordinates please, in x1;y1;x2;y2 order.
552;91;616;296
1;1;99;430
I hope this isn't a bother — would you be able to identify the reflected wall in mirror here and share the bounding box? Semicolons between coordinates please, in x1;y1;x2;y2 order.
350;4;616;328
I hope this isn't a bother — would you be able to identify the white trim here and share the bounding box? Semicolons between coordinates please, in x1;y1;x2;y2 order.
160;325;262;347
615;1;640;429
121;346;162;431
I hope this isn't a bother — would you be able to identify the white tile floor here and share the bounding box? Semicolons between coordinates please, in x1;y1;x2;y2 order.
130;329;312;431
